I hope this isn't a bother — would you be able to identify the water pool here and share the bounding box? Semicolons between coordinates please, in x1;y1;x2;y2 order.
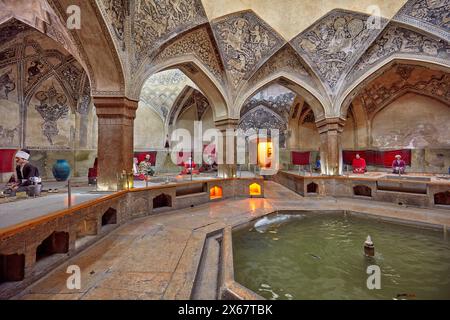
233;212;450;300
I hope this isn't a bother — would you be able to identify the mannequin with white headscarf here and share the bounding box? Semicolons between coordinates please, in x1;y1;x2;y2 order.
9;149;41;192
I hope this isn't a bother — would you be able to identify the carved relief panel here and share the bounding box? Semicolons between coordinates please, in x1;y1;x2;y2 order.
292;10;388;93
395;0;450;41
212;11;284;89
132;0;208;67
347;24;450;87
152;26;225;86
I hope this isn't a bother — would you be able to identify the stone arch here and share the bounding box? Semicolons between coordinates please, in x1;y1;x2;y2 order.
306;182;318;194
167;85;201;127
101;207;117;226
338;56;450;119
348;100;369;148
35;231;69;262
46;0;125;95
133;55;230;122
368;88;450;123
234;71;329;121
1;0;125;96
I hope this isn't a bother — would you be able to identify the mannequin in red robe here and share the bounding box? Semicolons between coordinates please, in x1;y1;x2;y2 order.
352;154;366;174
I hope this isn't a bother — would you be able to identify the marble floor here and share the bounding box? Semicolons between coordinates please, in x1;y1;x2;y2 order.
13;181;450;300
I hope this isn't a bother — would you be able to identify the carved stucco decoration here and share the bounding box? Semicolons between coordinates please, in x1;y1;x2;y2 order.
195;90;210;120
292;10;388;93
239;106;288;148
77;75;92;115
211;11;285;90
145;69;188;85
132;0;208;69
0;48;18;65
35;84;70;145
395;0;450;41
358;64;450;116
239;90;295;148
140;69;197;121
1;33;92;115
240;91;295;121
347;24;450;88
245;45;314;91
151;26;225;86
0;69;16;100
59;63;83;95
98;0;128;51
0;19;31;44
0;126;18;146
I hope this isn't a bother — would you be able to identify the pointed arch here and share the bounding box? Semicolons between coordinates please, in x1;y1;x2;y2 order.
46;0;125;96
167;85;196;127
338;56;450;118
234;71;329;121
134;55;230;122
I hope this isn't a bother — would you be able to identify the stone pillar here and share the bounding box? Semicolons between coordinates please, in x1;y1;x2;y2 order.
215;119;239;178
94;97;138;191
316;117;346;176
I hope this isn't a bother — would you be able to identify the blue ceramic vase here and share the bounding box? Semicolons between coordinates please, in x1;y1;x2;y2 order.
52;159;71;181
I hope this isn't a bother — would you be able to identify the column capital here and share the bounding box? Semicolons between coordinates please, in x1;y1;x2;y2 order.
93;97;138;120
315;117;346;134
214;118;239;131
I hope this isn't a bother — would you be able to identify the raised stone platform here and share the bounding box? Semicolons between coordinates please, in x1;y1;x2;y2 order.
271;171;450;209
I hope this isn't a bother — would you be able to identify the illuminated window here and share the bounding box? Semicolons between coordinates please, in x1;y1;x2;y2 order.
257;141;273;168
210;186;223;199
249;183;261;196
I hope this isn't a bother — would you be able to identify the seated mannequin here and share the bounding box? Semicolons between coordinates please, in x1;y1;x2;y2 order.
352;154;367;174
392;155;406;174
200;155;217;173
4;149;41;195
181;157;199;175
138;154;154;180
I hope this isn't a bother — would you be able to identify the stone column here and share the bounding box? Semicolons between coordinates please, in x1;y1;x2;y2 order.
94;97;138;191
215;119;239;178
316;117;346;176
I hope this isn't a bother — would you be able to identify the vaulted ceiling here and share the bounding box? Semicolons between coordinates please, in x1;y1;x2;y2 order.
2;0;449;120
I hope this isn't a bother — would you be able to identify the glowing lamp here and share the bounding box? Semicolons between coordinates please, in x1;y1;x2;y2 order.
249;183;261;196
210;186;223;199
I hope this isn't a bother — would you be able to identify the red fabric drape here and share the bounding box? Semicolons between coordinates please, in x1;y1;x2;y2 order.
291;151;310;165
381;149;411;167
343;149;411;167
0;149;17;173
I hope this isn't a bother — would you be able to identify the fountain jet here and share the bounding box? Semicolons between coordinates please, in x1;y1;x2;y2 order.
364;235;375;257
